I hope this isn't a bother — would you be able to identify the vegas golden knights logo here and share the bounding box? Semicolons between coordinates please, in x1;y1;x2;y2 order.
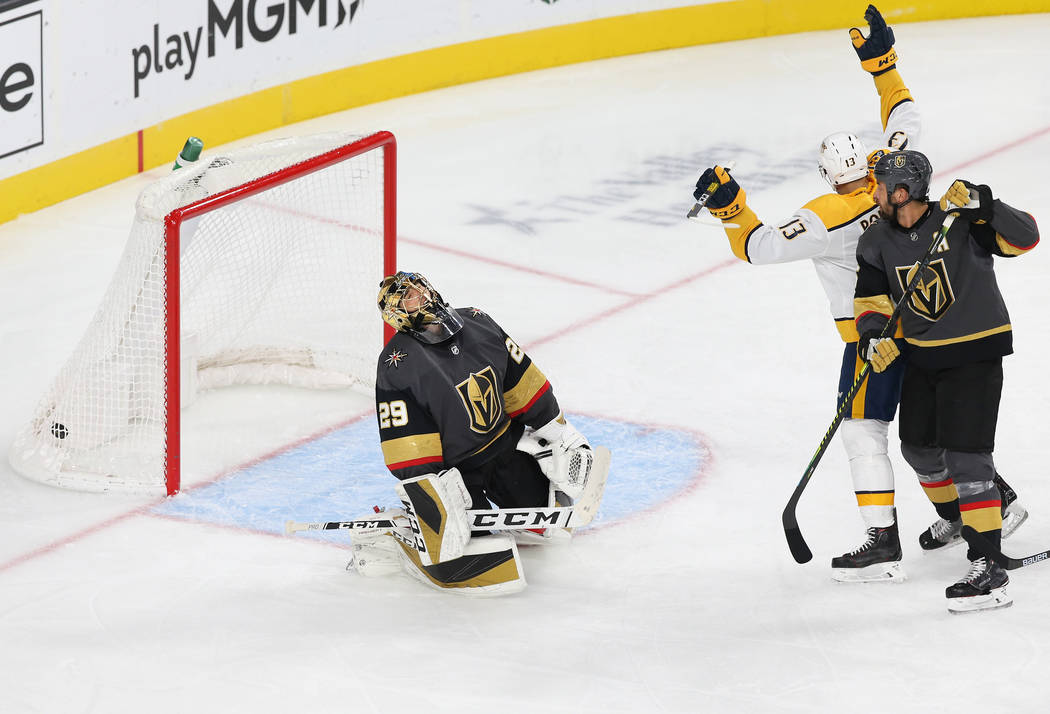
895;258;955;321
456;366;503;433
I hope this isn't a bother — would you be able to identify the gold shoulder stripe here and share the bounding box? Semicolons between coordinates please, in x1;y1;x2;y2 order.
504;363;549;416
996;233;1034;256
382;432;443;469
803;192;874;231
906;324;1012;348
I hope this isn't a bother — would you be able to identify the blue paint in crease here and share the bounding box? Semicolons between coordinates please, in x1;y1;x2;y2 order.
154;415;708;543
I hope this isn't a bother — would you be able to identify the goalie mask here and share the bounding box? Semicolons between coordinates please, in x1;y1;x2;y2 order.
377;271;464;344
818;132;869;188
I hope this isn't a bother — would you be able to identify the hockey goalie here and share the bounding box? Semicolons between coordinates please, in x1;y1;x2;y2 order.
348;271;610;596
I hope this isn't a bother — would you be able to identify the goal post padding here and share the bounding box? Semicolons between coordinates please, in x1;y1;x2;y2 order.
10;130;397;497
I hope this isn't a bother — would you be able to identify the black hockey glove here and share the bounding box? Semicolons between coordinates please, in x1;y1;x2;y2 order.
695;166;745;220
939;179;994;224
849;4;897;75
858;330;900;373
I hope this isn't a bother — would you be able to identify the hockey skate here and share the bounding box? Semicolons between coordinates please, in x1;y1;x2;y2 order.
920;474;1029;551
995;472;1029;539
831;522;905;583
946;556;1012;614
919;517;962;551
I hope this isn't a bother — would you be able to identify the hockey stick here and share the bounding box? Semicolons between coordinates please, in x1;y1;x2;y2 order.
783;213;958;564
686;161;736;218
287;505;581;535
961;526;1050;570
287;445;611;536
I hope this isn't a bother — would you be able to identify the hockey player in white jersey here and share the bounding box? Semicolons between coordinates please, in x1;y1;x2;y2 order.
691;4;1025;581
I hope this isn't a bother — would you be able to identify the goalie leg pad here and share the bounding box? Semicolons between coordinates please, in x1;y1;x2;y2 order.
395;468;472;566
396;535;526;597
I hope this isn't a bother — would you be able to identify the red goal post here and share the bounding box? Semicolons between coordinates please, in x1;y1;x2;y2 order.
10;130;397;497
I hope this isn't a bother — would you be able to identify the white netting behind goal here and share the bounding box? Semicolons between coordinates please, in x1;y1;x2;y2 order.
10;130;394;496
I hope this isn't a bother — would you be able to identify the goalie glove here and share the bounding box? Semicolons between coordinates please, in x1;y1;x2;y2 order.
520;414;594;499
394;469;472;566
850;4;897;76
939;179;994;224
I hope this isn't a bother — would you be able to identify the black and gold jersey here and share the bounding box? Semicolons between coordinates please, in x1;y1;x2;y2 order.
855;200;1039;369
375;307;560;480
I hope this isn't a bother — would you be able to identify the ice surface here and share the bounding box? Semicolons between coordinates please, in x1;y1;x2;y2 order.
2;14;1049;713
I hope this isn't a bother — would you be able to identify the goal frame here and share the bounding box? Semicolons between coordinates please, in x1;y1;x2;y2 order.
161;131;397;496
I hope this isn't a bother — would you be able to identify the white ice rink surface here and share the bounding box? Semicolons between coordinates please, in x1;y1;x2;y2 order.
3;13;1050;713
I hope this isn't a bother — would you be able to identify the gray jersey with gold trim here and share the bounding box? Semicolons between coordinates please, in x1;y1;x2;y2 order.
855;200;1039;369
375;308;560;480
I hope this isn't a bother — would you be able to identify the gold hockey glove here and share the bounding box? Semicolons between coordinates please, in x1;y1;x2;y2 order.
861;335;900;373
939;179;994;224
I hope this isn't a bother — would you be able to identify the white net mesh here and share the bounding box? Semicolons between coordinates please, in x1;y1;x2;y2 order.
10;131;390;495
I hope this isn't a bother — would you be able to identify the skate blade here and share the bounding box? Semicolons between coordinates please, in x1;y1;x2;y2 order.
947;586;1012;614
920;534;965;553
832;562;906;583
1002;503;1029;540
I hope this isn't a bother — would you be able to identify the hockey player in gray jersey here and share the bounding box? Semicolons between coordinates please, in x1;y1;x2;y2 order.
694;4;1026;582
354;271;603;595
854;150;1039;612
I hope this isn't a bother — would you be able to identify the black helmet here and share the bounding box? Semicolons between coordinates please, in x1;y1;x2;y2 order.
873;150;932;201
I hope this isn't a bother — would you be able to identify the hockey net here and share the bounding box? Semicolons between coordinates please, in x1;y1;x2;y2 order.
10;130;396;496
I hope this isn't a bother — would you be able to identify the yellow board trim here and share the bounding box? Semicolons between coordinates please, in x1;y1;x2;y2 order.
3;0;1047;225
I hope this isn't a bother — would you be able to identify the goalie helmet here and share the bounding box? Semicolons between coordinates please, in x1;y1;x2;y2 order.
377;271;464;344
873;149;932;201
817;132;869;188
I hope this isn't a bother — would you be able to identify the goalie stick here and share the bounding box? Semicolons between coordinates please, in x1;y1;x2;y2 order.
686;161;736;218
783;213;958;564
288;505;580;535
286;445;611;536
962;526;1050;571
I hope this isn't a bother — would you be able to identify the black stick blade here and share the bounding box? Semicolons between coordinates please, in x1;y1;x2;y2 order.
962;525;1050;571
783;512;813;563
